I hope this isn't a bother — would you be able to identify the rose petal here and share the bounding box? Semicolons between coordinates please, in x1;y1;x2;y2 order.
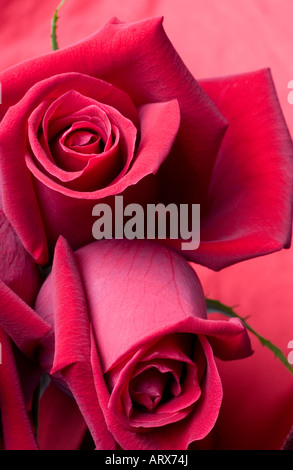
129;367;169;410
38;381;89;450
126;359;183;418
0;210;41;305
191;69;293;270
138;333;194;366
0;68;179;261
0;279;50;359
75;239;251;373
140;335;223;449
39;237;116;450
127;359;202;428
0;327;38;450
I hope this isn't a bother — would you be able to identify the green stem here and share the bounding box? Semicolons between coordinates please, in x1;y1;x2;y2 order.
51;0;66;51
206;297;293;376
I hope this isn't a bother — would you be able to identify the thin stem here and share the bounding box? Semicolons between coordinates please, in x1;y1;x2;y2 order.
51;0;66;51
206;297;293;376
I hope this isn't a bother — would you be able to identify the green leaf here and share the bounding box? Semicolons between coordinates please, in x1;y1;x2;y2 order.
51;0;66;51
206;297;293;376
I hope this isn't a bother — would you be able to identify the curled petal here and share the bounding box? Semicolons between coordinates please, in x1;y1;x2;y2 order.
195;69;293;270
75;239;251;372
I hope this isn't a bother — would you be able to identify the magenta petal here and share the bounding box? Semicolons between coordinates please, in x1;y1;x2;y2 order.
0;279;50;359
130;367;169;410
24;99;179;254
0;141;48;265
193;69;293;270
127;359;201;428
144;336;223;449
120;100;180;182
76;239;251;373
0;327;38;450
27;99;179;195
49;239;91;372
139;333;194;365
38;381;88;450
43;237;116;450
0;210;41;304
28;89;136;188
107;337;202;430
131;336;221;449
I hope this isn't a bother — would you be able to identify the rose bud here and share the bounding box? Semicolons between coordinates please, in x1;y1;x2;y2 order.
35;237;252;450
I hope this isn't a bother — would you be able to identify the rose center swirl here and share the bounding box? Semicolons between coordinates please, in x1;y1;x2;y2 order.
129;367;179;411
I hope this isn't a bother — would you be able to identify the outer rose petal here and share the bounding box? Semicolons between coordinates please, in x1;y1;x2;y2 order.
38;381;89;450
36;237;117;449
74;239;252;372
35;237;252;450
0;279;50;359
0;210;41;305
195;69;293;270
0;211;49;450
164;68;293;269
0;327;38;450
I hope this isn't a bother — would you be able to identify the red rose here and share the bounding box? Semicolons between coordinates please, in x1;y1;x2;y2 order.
0;17;292;269
35;237;252;450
